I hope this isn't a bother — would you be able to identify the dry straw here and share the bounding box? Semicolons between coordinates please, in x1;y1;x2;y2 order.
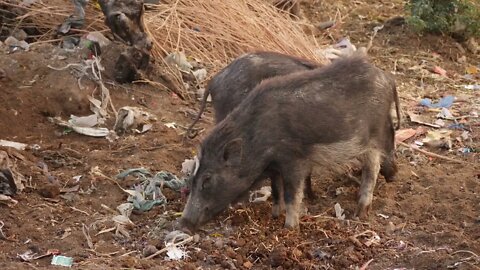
144;0;327;68
3;0;326;70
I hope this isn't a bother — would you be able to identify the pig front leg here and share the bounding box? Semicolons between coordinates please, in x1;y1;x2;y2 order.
280;161;309;229
271;170;314;218
355;148;382;220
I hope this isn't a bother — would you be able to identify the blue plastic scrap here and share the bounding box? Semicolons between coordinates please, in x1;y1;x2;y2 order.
116;168;152;179
448;123;467;130
51;255;73;267
419;95;454;108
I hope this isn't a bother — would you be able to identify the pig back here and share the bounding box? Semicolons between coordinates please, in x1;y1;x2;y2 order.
230;56;396;150
207;51;319;122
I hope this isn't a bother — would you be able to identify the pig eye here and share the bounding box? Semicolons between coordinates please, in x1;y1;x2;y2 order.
201;174;211;189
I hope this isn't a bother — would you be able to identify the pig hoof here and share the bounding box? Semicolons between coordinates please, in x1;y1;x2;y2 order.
283;220;299;229
284;215;299;229
272;204;281;218
306;193;318;201
354;205;371;221
384;174;397;183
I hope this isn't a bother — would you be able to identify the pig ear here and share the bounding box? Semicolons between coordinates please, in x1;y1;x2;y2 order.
223;138;243;165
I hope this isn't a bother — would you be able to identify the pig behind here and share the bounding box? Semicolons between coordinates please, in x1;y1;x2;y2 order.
186;51;319;138
181;55;399;231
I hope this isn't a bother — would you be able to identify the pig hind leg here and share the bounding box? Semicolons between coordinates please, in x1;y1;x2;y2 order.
269;170;285;218
379;118;398;182
355;148;382;220
303;170;317;201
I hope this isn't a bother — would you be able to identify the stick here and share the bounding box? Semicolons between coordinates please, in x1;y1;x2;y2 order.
70;206;90;216
82;223;94;250
307;215;370;225
398;142;469;164
451;250;479;258
359;259;374;270
146;236;194;259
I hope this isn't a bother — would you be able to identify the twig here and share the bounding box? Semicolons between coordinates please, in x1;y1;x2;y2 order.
146;236;194;259
308;215;370;225
120;250;138;257
398;142;470;164
359;259;374;270
451;250;479;258
88;249;119;257
70;207;90;216
82;223;94;250
365;24;383;52
90;168;130;195
0;220;6;240
29;38;62;46
95;227;116;236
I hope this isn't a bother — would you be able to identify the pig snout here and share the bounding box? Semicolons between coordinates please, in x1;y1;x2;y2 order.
179;198;210;232
178;217;195;234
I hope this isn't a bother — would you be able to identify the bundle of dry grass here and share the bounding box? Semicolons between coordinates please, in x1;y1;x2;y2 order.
3;0;326;68
145;0;327;68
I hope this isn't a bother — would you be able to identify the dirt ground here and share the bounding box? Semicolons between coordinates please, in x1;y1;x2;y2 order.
0;0;479;269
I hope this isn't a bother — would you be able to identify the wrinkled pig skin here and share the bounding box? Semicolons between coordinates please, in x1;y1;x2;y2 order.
180;55;400;231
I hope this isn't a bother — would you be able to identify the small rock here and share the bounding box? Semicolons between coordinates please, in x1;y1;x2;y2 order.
0;169;16;196
312;249;331;260
235;238;246;247
197;250;206;260
193;234;200;243
4;36;19;47
386;221;396;235
243;260;253;269
292;247;302;258
120;256;137;268
225;247;236;259
466;37;479;54
11;29;27;41
214;238;224;249
205;255;216;265
38;183;61;198
142;245;158;257
270;246;288;267
181;263;196;270
192;68;207;81
4;36;29;50
220;260;230;269
457;55;467;63
316;20;335;30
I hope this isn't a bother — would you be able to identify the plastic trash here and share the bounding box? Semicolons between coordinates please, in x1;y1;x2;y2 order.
420;95;454;108
51;255;73;267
